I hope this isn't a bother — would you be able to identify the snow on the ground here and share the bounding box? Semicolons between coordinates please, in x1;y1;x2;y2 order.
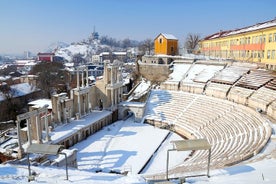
128;80;151;101
141;132;191;174
0;114;276;183
168;63;191;82
70;117;175;174
183;64;224;83
0;163;147;184
187;159;276;184
55;44;95;62
50;110;112;144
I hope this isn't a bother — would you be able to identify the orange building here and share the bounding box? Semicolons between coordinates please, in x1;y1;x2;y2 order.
154;33;178;55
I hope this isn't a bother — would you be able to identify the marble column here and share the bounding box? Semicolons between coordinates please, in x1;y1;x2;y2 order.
16;120;24;159
26;119;32;145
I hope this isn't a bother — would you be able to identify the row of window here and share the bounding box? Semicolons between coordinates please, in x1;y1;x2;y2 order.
203;50;276;60
267;50;276;59
202;32;276;48
229;50;265;59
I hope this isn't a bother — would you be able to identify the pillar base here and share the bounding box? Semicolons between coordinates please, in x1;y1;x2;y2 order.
17;147;24;159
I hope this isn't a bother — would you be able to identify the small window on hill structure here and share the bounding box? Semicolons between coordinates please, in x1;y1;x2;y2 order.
159;38;162;44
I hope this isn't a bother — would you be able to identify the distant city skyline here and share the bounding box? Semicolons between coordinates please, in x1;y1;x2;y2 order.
0;0;275;55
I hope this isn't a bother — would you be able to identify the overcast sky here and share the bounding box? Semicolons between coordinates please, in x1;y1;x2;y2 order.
0;0;275;55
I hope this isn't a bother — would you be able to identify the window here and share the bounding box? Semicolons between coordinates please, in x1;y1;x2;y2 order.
263;35;266;43
274;33;276;42
272;50;275;59
261;50;265;58
258;51;261;58
253;51;257;58
267;50;271;59
159;38;162;44
259;35;263;43
269;34;272;42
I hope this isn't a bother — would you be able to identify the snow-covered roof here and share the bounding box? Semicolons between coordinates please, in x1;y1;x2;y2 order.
0;75;11;81
158;33;178;40
100;52;127;56
15;59;36;66
64;62;75;67
0;83;38;101
203;18;276;40
28;99;52;109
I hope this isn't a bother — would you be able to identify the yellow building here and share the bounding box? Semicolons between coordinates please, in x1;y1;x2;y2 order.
199;18;276;69
154;33;178;55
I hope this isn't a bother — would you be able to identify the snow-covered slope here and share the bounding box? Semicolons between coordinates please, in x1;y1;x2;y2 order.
54;39;111;62
55;43;94;62
47;41;69;52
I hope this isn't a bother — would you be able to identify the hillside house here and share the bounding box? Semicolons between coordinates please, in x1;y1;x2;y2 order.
37;53;55;62
154;33;178;56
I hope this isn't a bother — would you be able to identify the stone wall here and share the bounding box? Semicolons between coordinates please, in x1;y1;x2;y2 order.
138;62;172;82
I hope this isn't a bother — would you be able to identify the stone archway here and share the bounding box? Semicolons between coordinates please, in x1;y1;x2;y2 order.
118;102;146;122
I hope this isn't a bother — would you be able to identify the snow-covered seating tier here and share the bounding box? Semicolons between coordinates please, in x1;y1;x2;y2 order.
247;86;276;112
144;90;271;176
235;69;275;90
210;65;251;85
227;86;255;105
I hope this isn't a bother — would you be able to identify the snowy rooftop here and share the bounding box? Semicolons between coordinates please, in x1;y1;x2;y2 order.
0;83;38;101
28;99;52;109
159;33;178;40
204;18;276;40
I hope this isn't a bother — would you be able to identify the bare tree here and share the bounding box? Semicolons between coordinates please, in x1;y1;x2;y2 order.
30;62;69;98
138;39;154;55
122;38;131;49
0;84;23;121
184;33;201;54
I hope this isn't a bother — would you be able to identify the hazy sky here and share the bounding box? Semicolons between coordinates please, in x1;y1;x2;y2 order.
0;0;275;55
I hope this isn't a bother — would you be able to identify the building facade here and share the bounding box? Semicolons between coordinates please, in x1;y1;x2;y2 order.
199;18;276;69
154;33;178;55
37;53;55;62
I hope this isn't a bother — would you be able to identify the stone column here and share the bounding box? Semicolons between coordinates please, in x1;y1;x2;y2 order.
77;68;80;90
119;87;122;102
111;89;114;108
115;89;117;105
16;120;24;159
111;67;114;85
63;105;67;123
27;119;32;145
45;112;50;142
83;95;86;115
88;91;91;112
86;68;89;86
57;101;61;123
36;115;42;144
78;92;81;117
82;71;84;88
